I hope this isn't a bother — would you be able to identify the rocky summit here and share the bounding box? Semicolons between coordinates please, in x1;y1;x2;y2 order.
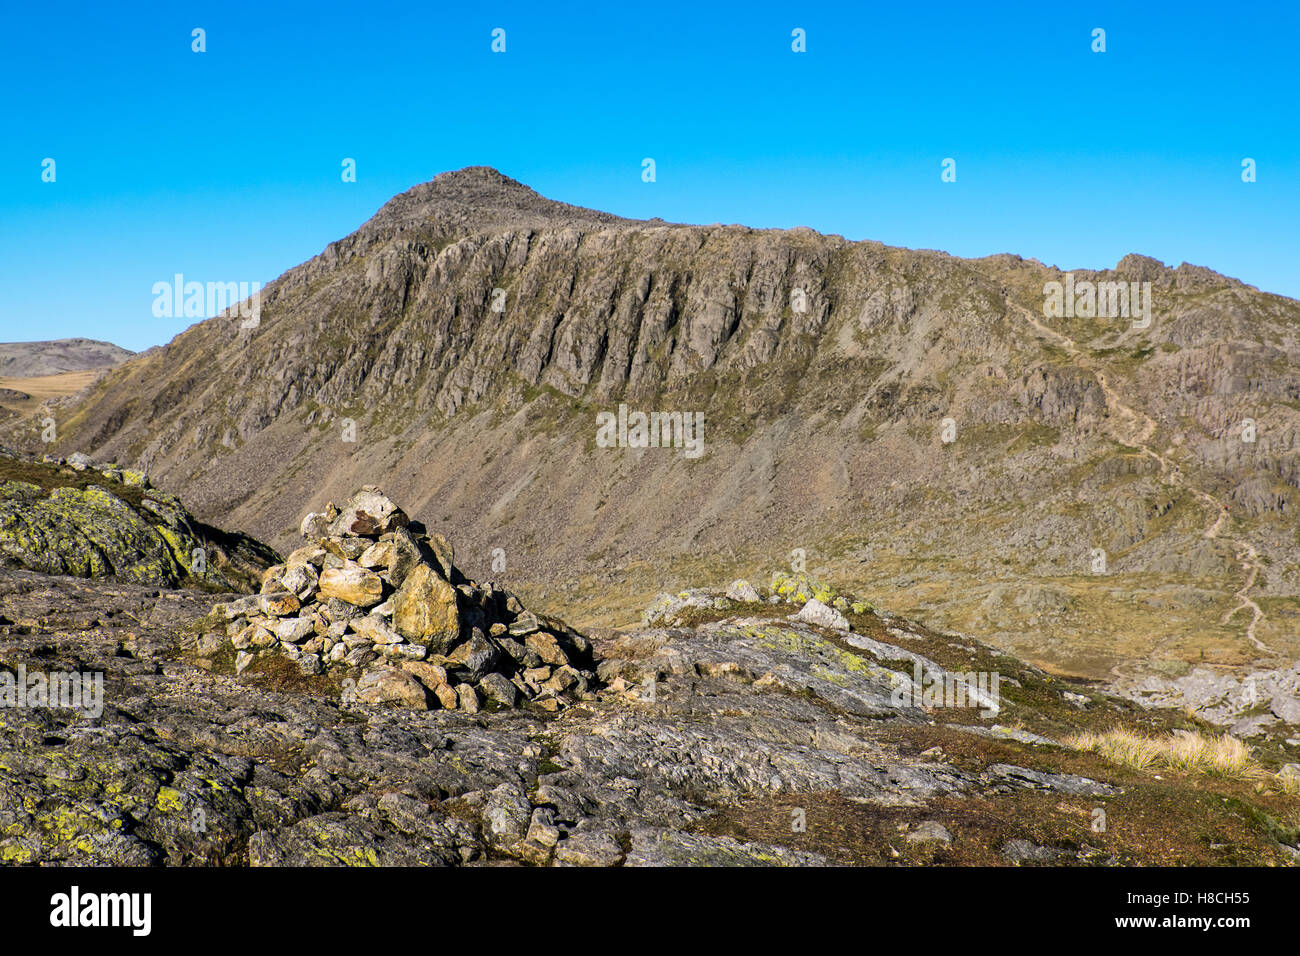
196;486;598;712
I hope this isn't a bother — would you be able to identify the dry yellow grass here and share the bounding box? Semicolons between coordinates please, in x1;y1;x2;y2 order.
1066;726;1257;778
0;370;101;416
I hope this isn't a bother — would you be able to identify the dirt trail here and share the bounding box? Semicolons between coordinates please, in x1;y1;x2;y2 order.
1009;302;1270;667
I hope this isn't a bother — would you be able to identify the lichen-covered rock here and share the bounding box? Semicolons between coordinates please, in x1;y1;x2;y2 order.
354;667;428;709
318;565;384;607
794;598;851;632
391;564;459;651
0;453;278;591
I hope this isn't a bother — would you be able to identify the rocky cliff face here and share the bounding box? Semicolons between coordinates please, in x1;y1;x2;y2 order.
11;166;1300;679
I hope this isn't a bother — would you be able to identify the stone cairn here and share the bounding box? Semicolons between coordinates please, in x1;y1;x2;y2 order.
203;487;598;711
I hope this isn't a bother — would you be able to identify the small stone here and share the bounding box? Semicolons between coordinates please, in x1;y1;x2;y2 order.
456;683;480;713
427;532;455;579
525;631;569;667
483;784;531;847
257;591;300;617
268;616;315;643
318;565;385;607
478;673;519;708
231;623;259;650
384;528;429;587
328;487;408;538
259;564;286;593
280;563;319;601
432;682;459;709
286;544;327;568
554;831;623;867
508;611;541;637
234;651;254;675
349;614;404;645
542;666;578;694
1270;696;1300;725
357;539;396;570
527;810;560;848
399;661;449;689
299;511;331;541
447;630;500;680
794;598;851;631
354;667;429;709
322;536;370;561
726;579;761;603
906;821;952;845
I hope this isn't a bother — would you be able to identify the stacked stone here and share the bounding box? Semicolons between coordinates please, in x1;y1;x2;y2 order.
206;486;598;711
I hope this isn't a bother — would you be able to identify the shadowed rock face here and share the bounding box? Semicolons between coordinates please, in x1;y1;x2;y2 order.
0;452;278;592
13;166;1300;677
2;567;1297;867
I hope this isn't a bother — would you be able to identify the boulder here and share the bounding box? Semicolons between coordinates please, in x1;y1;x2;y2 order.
795;598;851;631
354;667;428;709
318;565;385;608
726;579;761;603
328;487;408;538
391;564;460;653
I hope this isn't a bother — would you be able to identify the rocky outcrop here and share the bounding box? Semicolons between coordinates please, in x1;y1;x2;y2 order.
0;451;278;591
1113;662;1300;738
197;487;598;711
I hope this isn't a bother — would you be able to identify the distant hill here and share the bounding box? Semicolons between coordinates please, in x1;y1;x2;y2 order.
0;338;134;377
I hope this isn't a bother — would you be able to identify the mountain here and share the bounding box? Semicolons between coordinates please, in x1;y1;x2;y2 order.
9;166;1300;682
0;338;134;377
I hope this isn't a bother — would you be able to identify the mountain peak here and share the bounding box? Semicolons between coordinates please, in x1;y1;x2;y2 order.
368;165;636;236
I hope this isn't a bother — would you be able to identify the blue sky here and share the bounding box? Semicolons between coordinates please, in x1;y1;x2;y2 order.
1;1;1296;353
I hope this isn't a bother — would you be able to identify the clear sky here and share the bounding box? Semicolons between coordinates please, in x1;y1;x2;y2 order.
1;0;1296;353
